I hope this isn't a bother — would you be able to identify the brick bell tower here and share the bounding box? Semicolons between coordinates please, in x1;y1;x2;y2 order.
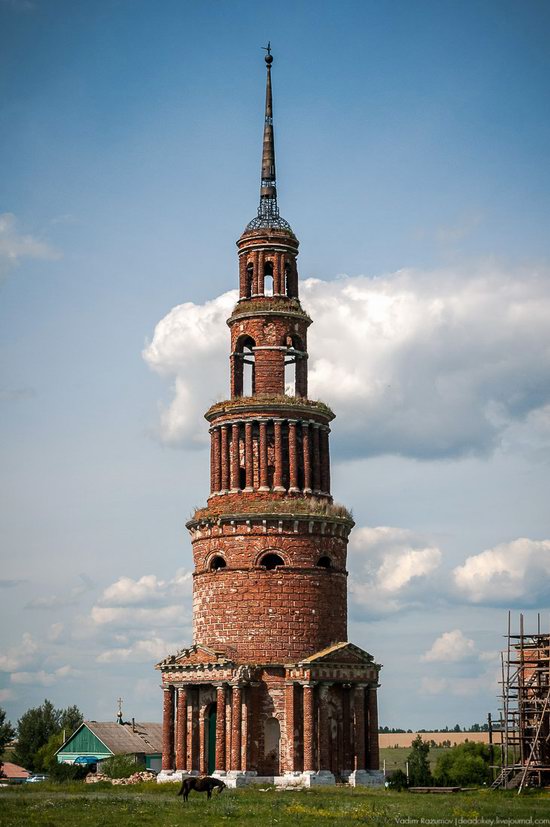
156;46;382;787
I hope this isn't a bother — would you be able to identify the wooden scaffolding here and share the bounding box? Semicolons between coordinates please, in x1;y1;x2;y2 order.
492;613;550;792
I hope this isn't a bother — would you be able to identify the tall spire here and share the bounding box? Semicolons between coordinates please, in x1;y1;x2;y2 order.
260;43;277;211
245;44;292;233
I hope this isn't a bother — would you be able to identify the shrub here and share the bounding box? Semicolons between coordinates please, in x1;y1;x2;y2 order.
100;754;142;779
387;769;408;790
48;762;89;782
433;741;492;787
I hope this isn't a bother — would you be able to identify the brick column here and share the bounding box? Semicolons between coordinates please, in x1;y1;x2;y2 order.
274;252;283;294
273;419;285;492
259;420;269;491
220;425;230;492
318;683;331;771
241;687;249;771
257;250;265;295
244;421;254;491
302;423;312;493
312;424;321;493
288;421;299;493
239;254;247;298
367;685;380;770
285;682;297;772
248;683;260;772
320;427;330;494
214;684;226;772
230;422;240;491
303;683;316;772
175;686;187;770
353;684;366;771
211;428;221;494
199;694;207;775
230;685;242;771
161;685;174;770
343;686;353;771
210;430;215;495
189;687;200;771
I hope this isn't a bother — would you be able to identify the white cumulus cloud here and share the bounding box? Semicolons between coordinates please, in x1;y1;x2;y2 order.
422;629;476;663
97;570;192;608
348;525;442;617
0;633;38;672
97;636;181;664
91;604;187;628
453;537;550;605
10;665;79;686
143;265;550;460
143;291;236;446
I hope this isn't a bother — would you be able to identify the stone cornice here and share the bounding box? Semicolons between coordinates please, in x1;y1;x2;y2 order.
205;397;334;423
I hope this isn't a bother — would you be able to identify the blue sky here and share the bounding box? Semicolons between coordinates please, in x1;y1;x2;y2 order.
1;0;550;731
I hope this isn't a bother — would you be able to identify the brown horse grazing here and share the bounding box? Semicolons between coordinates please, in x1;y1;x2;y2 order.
177;775;226;802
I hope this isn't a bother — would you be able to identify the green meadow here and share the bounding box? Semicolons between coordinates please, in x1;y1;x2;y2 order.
0;782;547;827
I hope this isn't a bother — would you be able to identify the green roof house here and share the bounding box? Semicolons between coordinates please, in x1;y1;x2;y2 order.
56;721;163;772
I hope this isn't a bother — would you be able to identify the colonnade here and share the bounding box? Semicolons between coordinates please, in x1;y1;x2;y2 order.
161;680;379;776
238;249;298;298
209;419;330;496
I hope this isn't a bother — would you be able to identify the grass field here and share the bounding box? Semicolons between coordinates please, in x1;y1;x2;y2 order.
380;746;449;774
0;782;547;827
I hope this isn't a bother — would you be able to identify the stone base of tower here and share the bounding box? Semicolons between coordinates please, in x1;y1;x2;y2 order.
156;640;382;787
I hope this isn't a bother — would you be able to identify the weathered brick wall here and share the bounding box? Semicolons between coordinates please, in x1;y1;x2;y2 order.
193;567;347;663
192;524;348;571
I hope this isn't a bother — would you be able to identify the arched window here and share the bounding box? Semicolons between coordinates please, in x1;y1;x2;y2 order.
234;335;256;397
316;555;332;569
210;555;227;571
284;359;296;397
264;261;273;296
284;334;303;397
259;552;284;570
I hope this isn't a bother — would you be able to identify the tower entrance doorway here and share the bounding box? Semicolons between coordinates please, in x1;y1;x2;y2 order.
264;717;280;775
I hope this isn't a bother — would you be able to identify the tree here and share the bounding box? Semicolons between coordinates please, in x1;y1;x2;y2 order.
433;741;492;787
13;700;84;771
34;732;64;773
0;707;16;778
14;699;59;771
0;707;16;756
407;735;432;786
59;706;83;739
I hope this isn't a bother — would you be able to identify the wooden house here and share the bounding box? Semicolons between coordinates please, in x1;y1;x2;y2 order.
56;720;162;772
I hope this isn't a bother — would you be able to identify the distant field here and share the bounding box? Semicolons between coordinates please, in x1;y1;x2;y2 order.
380;745;449;773
0;783;547;827
379;732;491;748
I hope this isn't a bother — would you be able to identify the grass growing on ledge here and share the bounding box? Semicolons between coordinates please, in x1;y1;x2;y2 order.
230;297;310;319
206;395;334;420
190;496;353;525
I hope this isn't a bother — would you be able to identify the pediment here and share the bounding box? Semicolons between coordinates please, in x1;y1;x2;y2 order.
156;643;232;669
299;642;375;666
